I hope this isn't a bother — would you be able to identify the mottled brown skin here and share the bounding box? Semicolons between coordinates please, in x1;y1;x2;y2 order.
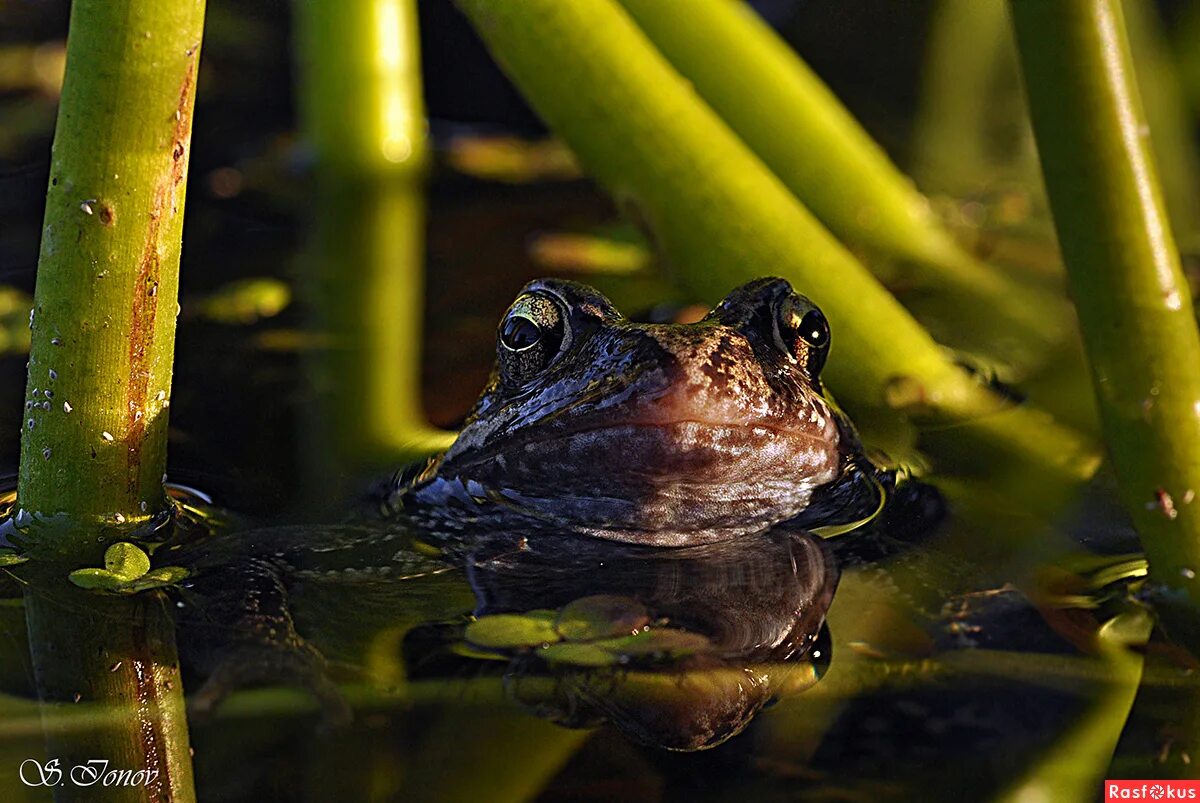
392;277;882;546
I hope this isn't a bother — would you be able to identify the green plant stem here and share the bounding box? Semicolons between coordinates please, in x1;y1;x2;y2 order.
998;610;1152;801
303;183;455;475
295;0;452;503
617;0;1073;372
912;0;1017;191
14;2;205;799
18;0;203;526
1011;0;1200;595
22;577;195;803
457;0;1097;481
296;0;427;179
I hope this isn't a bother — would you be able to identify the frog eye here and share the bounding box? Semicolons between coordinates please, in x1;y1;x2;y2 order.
796;309;829;350
497;292;570;385
774;296;830;378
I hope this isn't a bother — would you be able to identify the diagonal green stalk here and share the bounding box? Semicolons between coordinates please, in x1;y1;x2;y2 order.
998;611;1152;801
457;0;1097;481
912;0;1023;192
1010;0;1200;598
616;0;1074;373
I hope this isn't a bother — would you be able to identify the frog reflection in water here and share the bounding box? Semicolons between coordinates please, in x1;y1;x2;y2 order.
171;278;937;750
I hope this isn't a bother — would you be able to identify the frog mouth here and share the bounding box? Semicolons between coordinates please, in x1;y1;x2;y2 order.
446;418;841;483
426;416;845;546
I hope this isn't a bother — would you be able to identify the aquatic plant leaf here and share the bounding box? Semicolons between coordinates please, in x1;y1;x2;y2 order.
69;563;189;594
127;566;190;592
450;642;512;662
529;232;650;274
0;286;33;356
466;613;562;649
555;595;650;641
595;628;712;658
197;278;291;324
0;549;27;567
445;135;580;183
67;568;127;591
540;641;621;667
103;542;150;581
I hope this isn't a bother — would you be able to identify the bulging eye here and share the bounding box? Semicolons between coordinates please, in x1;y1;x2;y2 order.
500;315;542;351
797;309;829;349
774;295;830;378
497;292;569;385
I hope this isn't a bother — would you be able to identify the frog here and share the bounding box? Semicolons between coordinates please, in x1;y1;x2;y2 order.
383;276;895;547
165;276;939;740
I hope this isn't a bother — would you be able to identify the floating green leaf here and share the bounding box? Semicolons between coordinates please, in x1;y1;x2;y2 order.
555;595;649;641
196;278;292;325
0;548;28;567
67;567;129;592
540;641;620;668
127;566;190;592
103;542;150;582
594;628;712;658
68;543;188;594
450;642;512;662
465;612;561;649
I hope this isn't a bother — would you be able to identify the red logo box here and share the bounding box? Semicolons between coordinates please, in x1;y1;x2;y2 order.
1106;781;1200;800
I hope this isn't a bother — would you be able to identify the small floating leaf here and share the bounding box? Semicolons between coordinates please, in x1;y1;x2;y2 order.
556;595;650;641
466;613;562;649
450;642;512;662
70;564;189;594
445;135;580;183
127;566;190;592
540;641;620;667
529;232;650;274
103;542;150;581
68;568;127;591
595;628;712;658
0;548;28;567
196;278;291;325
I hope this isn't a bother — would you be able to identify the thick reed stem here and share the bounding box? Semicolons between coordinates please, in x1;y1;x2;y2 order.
18;0;204;528
616;0;1073;367
296;0;451;500
14;1;206;800
1011;0;1200;596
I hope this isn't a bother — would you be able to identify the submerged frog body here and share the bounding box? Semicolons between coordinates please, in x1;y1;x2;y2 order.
391;277;884;546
